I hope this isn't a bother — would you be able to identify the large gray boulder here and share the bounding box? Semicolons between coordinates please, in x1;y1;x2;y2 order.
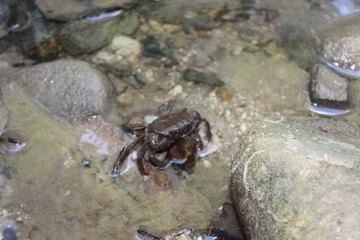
231;114;360;240
15;59;113;118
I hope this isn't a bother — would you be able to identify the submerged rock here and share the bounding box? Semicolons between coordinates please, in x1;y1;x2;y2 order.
0;0;14;38
218;54;309;112
142;35;172;57
135;0;246;30
322;35;360;73
317;12;360;77
231;114;360;240
13;59;113;118
309;63;350;110
57;10;123;54
0;91;8;133
34;0;137;21
110;34;141;57
183;68;225;87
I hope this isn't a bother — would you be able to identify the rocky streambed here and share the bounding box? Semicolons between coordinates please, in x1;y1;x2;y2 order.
1;0;360;239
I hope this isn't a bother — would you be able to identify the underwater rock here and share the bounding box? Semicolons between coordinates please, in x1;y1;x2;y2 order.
110;35;141;57
350;80;360;115
218;54;308;112
317;12;360;77
34;0;137;21
183;68;225;87
0;90;8;133
0;0;14;38
309;63;350;110
57;10;123;54
142;35;172;57
135;0;245;30
231;114;360;240
277;24;318;70
14;59;113;118
322;35;360;73
118;12;140;36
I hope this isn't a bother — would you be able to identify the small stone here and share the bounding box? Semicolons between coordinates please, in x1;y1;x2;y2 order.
16;216;23;223
203;159;212;168
216;87;233;102
197;30;211;38
194;52;211;67
167;85;187;99
183;68;225;87
2;208;8;217
241;112;247;119
148;19;164;32
309;63;350;109
183;11;198;19
110;35;141;57
240;123;247;133
117;85;129;95
224;110;232;122
163;24;182;33
116;93;134;107
142;36;172;57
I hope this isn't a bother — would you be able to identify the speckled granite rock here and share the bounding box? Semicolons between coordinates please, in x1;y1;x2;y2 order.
231;114;360;240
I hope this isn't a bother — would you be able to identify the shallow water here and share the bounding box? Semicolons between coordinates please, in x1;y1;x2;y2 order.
0;82;230;239
1;0;360;239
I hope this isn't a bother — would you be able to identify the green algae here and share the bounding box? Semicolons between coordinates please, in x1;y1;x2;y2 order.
0;82;226;239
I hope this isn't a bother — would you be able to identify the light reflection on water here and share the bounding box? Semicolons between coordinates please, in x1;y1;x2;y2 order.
79;129;110;155
308;103;351;116
85;9;122;20
330;0;360;17
321;57;360;80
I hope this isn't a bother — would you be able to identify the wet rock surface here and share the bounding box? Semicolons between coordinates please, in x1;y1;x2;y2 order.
231;114;360;240
318;12;360;76
218;54;309;112
309;63;350;109
135;0;244;30
57;10;123;54
322;35;360;72
11;59;113;118
0;0;13;38
34;0;137;21
0;93;8;133
183;68;225;87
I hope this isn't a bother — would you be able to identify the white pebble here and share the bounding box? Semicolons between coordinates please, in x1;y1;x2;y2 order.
202;159;212;168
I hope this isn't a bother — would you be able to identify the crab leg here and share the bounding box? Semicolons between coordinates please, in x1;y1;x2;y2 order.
156;99;175;114
136;143;150;175
201;118;212;142
193;132;204;150
111;135;145;176
149;149;169;169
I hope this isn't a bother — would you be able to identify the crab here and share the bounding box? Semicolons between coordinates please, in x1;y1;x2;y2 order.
111;100;212;176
